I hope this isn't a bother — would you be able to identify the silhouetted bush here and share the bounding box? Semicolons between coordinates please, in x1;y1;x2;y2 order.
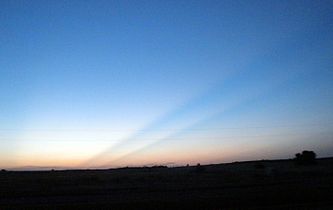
195;163;205;173
294;150;317;165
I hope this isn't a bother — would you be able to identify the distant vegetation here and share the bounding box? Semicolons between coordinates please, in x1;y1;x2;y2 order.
195;163;205;173
294;150;317;165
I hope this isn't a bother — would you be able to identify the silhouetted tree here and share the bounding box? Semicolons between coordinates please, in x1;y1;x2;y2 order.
294;150;316;165
195;163;205;173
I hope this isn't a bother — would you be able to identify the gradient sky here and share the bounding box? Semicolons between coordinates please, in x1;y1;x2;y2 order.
1;0;333;169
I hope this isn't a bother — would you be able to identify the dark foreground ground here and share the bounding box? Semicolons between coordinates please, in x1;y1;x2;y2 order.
1;158;333;209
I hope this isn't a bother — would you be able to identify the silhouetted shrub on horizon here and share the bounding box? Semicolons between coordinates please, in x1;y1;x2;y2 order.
294;150;317;165
195;163;205;173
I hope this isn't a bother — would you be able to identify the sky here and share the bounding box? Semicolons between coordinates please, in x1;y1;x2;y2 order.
0;0;333;169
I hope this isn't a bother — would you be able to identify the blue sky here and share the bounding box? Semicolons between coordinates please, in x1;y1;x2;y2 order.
0;0;332;169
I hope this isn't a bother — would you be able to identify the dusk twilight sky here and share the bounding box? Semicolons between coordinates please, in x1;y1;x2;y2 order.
1;0;333;169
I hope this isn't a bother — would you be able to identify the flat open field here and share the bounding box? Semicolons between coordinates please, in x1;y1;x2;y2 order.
1;158;333;209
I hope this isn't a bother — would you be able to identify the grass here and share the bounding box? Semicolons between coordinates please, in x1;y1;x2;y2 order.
1;158;333;209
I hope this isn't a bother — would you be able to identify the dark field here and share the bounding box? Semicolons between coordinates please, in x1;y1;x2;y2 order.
1;158;333;209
